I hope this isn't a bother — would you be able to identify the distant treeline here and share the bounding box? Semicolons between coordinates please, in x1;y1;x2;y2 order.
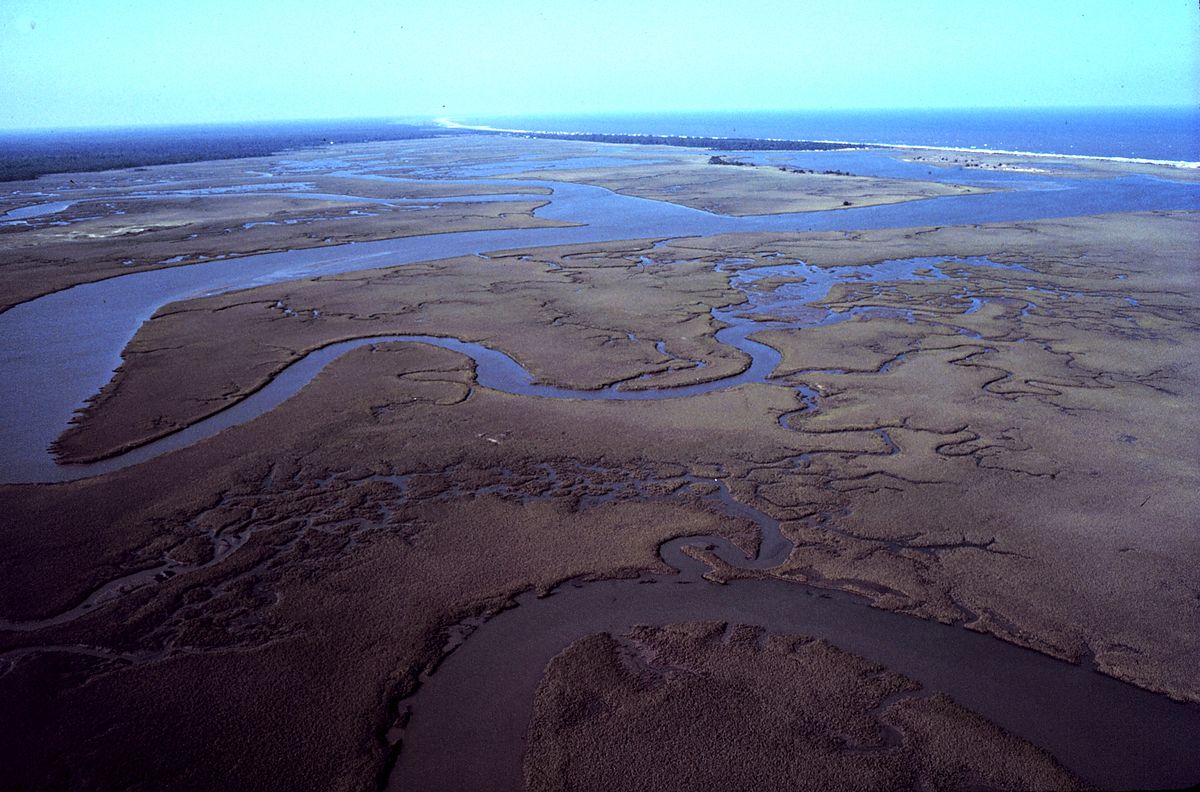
0;120;456;182
471;128;867;152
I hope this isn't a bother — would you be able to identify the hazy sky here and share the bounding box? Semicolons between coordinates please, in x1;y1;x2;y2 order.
2;0;1197;130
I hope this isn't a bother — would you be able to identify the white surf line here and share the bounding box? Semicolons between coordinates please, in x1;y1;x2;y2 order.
870;141;1200;170
434;118;1200;170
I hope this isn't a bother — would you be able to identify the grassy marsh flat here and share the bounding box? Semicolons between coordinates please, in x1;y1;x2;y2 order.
1;134;1197;791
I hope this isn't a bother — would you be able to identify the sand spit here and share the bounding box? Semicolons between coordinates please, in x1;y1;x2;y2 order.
438;117;1200;170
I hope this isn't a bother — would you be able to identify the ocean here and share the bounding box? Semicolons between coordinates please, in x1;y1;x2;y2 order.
452;107;1200;164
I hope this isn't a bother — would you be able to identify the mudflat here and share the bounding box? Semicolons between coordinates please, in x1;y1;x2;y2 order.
0;140;563;312
499;155;986;215
1;134;1197;791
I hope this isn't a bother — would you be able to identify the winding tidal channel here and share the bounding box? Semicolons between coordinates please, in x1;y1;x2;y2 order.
3;150;1200;789
391;491;1200;791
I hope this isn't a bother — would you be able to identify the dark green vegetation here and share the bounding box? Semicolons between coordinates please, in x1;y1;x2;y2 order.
0;120;457;182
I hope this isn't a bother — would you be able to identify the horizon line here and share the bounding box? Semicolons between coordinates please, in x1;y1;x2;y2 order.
2;104;1197;135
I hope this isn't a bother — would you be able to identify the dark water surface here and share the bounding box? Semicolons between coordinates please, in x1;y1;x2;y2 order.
457;108;1200;163
390;538;1200;791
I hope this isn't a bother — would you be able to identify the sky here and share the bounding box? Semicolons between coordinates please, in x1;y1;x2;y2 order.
1;0;1197;130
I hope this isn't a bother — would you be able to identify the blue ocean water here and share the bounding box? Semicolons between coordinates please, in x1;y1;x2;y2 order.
456;108;1200;163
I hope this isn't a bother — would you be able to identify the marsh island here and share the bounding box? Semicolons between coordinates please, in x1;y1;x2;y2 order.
1;128;1198;791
